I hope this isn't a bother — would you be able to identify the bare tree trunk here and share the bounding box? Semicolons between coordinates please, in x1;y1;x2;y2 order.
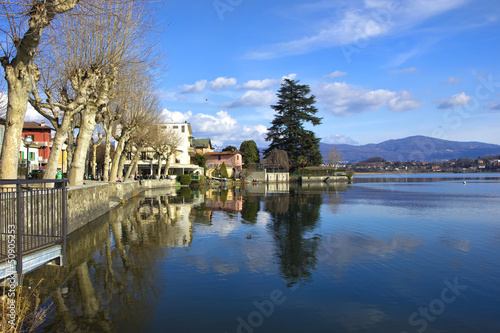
102;123;114;182
157;155;162;178
124;146;143;180
0;86;29;179
69;109;96;186
91;136;105;179
43;116;73;179
109;134;129;182
163;158;171;178
118;153;127;180
66;117;78;175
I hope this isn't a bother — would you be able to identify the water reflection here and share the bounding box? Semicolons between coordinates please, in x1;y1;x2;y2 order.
265;190;323;286
25;177;500;332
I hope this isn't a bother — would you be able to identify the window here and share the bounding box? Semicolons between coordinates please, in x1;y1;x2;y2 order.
30;152;35;161
20;152;24;159
173;126;178;129
141;152;147;160
218;155;221;161
181;125;185;133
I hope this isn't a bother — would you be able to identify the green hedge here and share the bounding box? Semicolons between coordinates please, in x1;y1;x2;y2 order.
179;174;192;185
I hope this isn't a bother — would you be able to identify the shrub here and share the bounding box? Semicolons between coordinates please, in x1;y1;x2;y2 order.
179;174;191;185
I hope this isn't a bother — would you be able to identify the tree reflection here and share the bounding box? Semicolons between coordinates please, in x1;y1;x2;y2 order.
265;191;322;286
241;195;261;224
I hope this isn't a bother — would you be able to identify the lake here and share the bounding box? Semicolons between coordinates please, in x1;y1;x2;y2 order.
29;173;500;332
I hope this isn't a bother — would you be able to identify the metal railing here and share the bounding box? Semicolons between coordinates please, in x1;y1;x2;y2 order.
0;179;68;283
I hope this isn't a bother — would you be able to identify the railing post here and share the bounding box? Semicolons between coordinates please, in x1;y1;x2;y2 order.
16;182;23;286
61;180;68;266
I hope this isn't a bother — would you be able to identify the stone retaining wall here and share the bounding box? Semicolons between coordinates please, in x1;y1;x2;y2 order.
67;183;110;234
66;180;176;233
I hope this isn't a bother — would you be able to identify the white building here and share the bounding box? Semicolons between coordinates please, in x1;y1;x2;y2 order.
125;122;203;177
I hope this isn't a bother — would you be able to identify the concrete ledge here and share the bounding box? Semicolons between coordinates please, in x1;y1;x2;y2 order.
141;179;176;188
109;181;141;202
300;175;350;182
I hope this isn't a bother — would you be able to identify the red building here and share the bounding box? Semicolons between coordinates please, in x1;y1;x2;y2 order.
22;121;52;170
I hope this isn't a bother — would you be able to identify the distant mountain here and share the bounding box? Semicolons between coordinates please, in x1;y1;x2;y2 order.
320;136;500;163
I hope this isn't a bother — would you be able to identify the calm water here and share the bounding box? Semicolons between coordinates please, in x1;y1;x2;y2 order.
29;174;500;333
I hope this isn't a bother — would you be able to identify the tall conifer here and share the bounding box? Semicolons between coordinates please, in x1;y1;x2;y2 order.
264;79;322;168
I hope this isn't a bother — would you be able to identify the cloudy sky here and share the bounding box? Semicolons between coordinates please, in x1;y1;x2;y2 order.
21;0;500;149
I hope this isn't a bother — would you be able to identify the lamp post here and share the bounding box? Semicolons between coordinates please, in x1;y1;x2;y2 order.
61;145;67;174
24;136;33;179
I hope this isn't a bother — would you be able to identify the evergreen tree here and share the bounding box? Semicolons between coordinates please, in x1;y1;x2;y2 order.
239;140;260;166
220;162;229;178
264;79;322;168
222;145;237;152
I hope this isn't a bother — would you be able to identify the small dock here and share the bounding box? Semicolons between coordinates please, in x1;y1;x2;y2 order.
0;245;63;281
0;179;68;284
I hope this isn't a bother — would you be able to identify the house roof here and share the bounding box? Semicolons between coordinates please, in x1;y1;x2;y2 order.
205;150;244;156
23;121;51;131
192;138;213;149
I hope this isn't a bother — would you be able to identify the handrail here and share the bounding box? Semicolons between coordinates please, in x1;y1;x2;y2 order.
0;179;68;284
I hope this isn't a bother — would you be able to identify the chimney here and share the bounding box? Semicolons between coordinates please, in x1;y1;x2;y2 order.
40;120;45;127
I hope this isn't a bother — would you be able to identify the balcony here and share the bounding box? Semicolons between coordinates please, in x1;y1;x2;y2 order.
33;141;50;147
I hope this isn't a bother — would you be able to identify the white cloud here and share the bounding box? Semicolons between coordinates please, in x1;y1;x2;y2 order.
159;109;268;147
387;90;425;111
324;71;347;78
390;67;417;74
221;90;276;108
447;76;461;84
246;0;471;60
238;74;297;90
437;92;471;109
315;82;423;116
487;102;500;110
321;134;359;145
180;80;207;94
208;77;237;91
161;109;193;123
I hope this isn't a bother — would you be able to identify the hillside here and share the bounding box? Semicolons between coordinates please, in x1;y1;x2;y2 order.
320;136;500;163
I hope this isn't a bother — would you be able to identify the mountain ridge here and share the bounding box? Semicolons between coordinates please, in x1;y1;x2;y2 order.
319;135;500;163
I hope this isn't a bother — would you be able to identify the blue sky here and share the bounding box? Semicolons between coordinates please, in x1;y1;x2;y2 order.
153;0;500;149
18;0;500;149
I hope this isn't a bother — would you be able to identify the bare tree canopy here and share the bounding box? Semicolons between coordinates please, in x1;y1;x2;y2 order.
0;0;162;180
265;148;290;170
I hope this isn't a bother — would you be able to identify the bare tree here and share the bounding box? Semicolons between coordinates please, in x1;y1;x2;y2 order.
0;0;156;179
151;126;183;178
109;90;162;182
265;149;290;170
123;126;156;181
327;147;342;168
0;1;80;179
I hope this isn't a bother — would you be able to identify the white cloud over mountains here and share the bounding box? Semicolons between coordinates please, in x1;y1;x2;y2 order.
315;81;424;116
321;134;359;145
